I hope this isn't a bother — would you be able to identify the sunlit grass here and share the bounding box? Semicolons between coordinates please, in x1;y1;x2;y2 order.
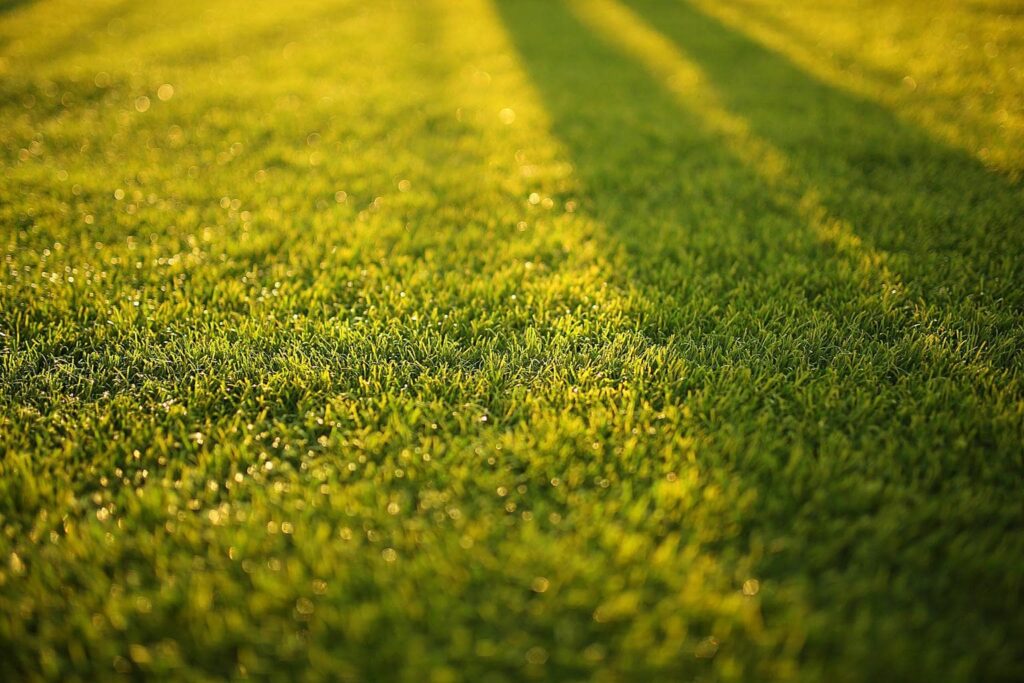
1;0;1022;681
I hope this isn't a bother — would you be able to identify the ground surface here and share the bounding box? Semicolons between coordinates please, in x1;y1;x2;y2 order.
1;0;1023;681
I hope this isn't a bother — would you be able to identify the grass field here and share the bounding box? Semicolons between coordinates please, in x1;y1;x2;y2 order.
1;0;1023;680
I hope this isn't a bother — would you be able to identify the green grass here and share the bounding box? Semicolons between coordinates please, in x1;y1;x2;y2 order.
1;0;1022;680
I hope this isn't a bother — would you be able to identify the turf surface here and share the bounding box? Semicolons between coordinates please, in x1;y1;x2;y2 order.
1;0;1023;680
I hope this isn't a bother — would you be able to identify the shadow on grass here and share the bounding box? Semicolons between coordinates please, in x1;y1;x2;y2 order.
494;0;1024;383
626;0;1023;311
493;0;1024;679
0;0;32;14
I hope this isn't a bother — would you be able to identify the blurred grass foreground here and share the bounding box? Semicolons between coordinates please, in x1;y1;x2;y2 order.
1;0;1023;681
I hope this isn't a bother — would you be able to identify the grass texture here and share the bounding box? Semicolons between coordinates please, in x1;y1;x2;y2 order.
1;0;1022;680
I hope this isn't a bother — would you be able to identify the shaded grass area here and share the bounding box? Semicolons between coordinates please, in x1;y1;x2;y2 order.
0;0;31;13
1;0;1022;680
496;1;1023;679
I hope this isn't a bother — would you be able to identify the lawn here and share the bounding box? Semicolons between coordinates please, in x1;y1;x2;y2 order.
1;0;1022;680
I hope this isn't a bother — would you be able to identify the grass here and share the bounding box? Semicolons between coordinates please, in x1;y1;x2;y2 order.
1;0;1022;680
